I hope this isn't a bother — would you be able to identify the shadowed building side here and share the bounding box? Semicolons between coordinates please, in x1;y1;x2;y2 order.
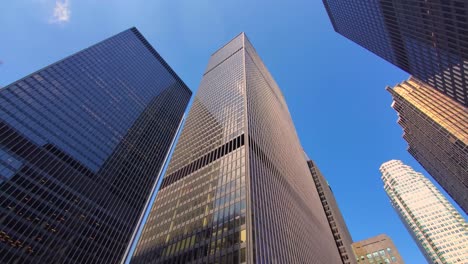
307;159;356;264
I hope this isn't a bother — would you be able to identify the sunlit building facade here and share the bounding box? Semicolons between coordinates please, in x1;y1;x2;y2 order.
132;33;342;264
322;0;468;106
388;77;467;214
352;234;404;264
380;160;468;264
307;159;356;264
0;28;191;263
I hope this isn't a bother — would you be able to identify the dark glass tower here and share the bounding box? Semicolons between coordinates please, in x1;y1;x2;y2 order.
322;0;468;106
307;160;356;264
0;28;191;263
132;33;341;264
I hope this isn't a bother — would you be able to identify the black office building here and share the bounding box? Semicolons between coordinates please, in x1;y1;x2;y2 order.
323;0;468;106
307;160;356;264
0;28;191;263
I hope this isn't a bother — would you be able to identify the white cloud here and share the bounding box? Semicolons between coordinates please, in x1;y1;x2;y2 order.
49;0;71;24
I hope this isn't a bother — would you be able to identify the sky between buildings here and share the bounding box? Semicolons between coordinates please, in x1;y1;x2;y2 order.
2;1;466;263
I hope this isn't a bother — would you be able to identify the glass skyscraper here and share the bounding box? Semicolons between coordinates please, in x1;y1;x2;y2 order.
132;33;341;264
307;159;356;264
0;28;191;263
388;77;467;214
322;0;468;106
380;160;468;264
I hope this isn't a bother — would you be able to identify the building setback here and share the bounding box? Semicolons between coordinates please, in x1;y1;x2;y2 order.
322;0;468;106
132;33;342;264
307;159;356;264
387;77;467;214
380;160;468;264
0;28;191;263
352;234;404;264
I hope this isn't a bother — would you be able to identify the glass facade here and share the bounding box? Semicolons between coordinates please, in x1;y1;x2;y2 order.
133;33;247;264
380;160;468;263
132;33;342;263
0;28;191;263
323;0;468;106
307;160;356;264
388;77;467;214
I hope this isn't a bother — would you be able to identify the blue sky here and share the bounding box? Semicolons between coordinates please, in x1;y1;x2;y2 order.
2;1;466;263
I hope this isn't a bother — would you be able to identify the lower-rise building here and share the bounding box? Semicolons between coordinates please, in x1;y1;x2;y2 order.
352;234;404;264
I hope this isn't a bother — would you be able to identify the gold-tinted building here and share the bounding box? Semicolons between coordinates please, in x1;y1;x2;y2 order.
131;33;342;264
387;77;467;214
352;234;404;264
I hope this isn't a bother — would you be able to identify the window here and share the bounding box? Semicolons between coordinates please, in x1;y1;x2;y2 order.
0;148;23;181
240;230;246;243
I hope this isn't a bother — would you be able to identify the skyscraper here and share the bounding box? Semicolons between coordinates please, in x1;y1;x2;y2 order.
0;28;191;263
387;77;467;213
380;160;468;264
351;234;404;264
307;159;356;264
132;33;342;264
322;0;468;106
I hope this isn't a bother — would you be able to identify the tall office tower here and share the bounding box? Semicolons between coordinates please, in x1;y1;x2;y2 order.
0;28;191;263
132;33;342;264
307;159;356;264
380;160;468;264
322;0;468;106
388;77;467;214
352;234;404;264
